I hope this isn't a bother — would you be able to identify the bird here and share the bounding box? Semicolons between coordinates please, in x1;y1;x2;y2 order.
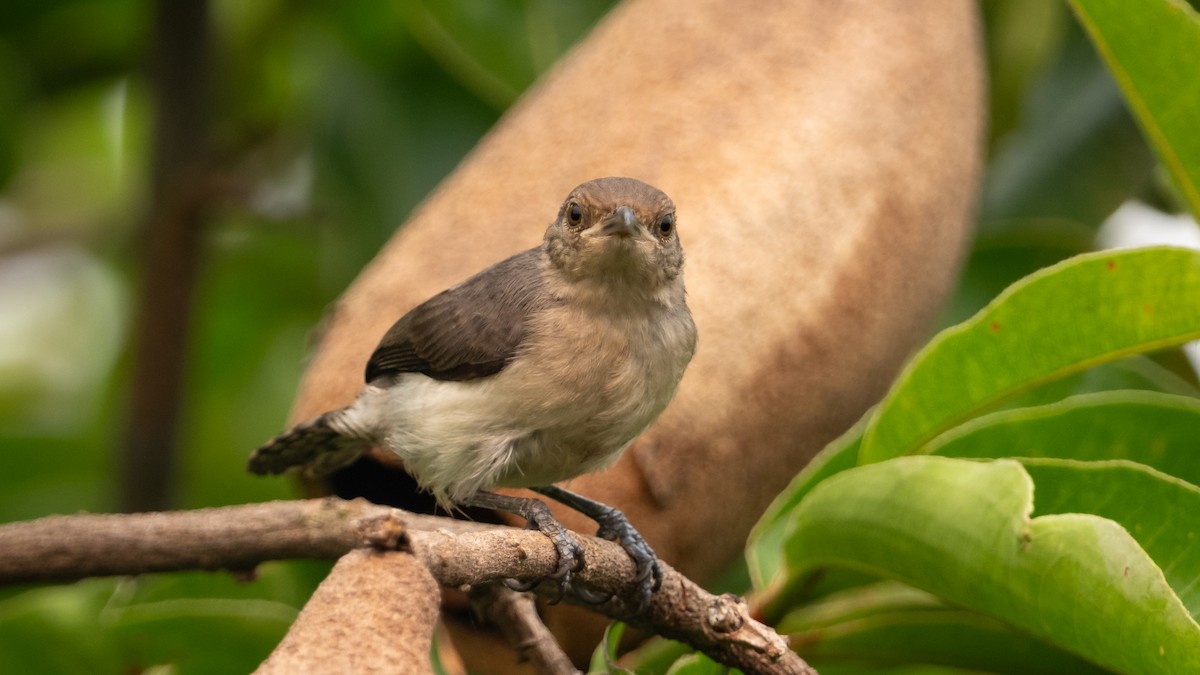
248;176;697;605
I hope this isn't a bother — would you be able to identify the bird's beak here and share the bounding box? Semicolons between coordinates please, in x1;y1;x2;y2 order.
598;206;640;238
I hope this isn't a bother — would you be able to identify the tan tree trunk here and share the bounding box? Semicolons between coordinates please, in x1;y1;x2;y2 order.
290;0;986;668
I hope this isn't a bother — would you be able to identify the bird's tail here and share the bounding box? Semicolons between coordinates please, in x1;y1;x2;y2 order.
247;407;373;476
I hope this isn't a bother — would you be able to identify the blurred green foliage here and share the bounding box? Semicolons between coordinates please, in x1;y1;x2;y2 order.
0;0;617;515
1;0;1198;673
0;1;614;671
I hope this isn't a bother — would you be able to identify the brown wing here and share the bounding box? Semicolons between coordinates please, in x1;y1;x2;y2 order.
365;248;552;383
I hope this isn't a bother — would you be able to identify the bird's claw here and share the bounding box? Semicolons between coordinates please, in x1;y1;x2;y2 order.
597;517;661;610
509;514;619;607
567;582;613;605
502;577;539;593
529;486;663;610
485;489;660;610
516;501;585;603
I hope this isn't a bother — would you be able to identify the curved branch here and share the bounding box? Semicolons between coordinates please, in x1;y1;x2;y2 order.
0;499;812;674
471;584;580;675
255;548;440;674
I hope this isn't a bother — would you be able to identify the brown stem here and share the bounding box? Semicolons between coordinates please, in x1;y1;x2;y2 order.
472;584;580;675
0;499;394;581
120;0;213;512
0;499;813;675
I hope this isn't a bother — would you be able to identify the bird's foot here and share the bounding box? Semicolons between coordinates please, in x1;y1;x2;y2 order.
532;485;661;611
501;506;613;606
460;490;587;602
509;499;585;603
464;488;658;608
596;514;661;610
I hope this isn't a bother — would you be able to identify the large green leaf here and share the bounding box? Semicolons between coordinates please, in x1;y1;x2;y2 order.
1021;458;1200;619
752;390;1200;618
782;456;1200;674
777;581;1106;674
749;367;1198;596
1069;0;1200;217
859;247;1200;464
927;390;1200;484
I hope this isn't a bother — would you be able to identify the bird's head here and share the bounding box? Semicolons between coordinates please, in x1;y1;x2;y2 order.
544;177;684;293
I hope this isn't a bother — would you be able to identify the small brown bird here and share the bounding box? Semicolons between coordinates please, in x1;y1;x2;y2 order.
248;177;697;604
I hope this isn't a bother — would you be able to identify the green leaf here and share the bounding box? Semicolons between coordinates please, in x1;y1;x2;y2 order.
859;247;1200;464
783;456;1200;674
1020;458;1200;619
745;415;865;592
619;638;693;675
754;391;1200;617
926;390;1200;485
588;622;633;675
1068;0;1200;218
750;365;1198;599
663;652;728;675
778;581;1106;674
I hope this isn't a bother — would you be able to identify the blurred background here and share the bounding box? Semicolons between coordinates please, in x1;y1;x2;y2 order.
0;0;1197;672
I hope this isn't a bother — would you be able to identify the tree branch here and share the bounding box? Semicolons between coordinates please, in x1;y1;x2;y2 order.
0;499;813;675
472;584;580;675
0;498;400;581
255;548;440;674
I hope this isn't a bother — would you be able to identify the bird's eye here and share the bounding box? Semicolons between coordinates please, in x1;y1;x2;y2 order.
658;214;675;236
567;202;583;226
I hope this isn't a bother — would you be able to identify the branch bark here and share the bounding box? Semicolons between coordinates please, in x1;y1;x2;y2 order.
472;585;580;675
255;548;441;675
0;499;813;674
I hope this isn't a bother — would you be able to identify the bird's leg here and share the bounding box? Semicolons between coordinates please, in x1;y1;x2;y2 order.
460;490;584;600
533;485;661;609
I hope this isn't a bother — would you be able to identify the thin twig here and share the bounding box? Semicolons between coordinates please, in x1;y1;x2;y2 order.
472;584;580;675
